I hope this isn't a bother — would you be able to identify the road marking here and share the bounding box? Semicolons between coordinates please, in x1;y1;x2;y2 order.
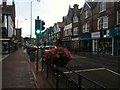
106;69;120;76
79;56;88;58
63;68;106;74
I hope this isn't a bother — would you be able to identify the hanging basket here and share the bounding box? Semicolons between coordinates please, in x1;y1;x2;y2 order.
44;47;73;68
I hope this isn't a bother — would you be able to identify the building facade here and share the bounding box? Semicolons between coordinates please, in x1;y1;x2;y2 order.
1;0;16;54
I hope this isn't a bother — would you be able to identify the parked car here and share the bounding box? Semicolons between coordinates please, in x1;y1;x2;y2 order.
44;45;57;52
39;45;57;50
39;45;57;58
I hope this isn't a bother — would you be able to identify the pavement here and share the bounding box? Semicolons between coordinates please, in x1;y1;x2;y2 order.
2;47;53;89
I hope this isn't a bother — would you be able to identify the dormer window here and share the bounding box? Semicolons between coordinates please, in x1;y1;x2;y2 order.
85;10;88;19
99;2;106;13
117;10;120;24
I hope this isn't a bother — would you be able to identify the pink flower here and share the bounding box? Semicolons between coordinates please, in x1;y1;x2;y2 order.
44;47;74;66
56;54;60;58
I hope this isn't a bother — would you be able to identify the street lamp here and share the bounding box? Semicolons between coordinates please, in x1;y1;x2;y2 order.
30;0;40;42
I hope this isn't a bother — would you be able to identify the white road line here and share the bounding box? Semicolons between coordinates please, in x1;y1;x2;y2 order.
80;56;88;58
106;69;120;76
63;68;106;74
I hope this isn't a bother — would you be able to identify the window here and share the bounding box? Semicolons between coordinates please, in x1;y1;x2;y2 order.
99;2;106;12
73;27;78;36
82;25;85;33
68;29;72;36
0;14;2;21
65;30;68;36
82;23;89;33
98;16;108;30
85;11;88;19
117;10;120;24
73;14;78;23
103;16;108;28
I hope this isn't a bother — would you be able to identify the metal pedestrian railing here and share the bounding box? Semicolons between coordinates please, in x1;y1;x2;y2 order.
41;59;107;90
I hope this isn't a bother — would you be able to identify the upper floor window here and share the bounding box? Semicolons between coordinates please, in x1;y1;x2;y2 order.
82;23;89;33
0;14;2;20
99;2;106;13
85;10;88;19
65;30;68;36
68;29;72;36
73;13;78;23
73;27;78;36
98;16;108;30
117;10;120;24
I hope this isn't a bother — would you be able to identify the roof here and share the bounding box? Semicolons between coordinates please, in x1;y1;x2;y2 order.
80;1;97;14
57;22;64;28
87;2;97;9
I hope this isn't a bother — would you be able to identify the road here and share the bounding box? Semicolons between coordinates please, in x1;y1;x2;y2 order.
63;55;120;89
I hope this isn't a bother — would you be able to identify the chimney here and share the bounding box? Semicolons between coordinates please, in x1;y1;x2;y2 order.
73;4;79;9
73;4;79;12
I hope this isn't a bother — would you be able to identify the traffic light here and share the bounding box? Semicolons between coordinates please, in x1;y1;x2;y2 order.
41;20;45;30
35;19;41;36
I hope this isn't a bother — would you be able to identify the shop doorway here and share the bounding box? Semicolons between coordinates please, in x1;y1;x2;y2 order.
93;39;98;53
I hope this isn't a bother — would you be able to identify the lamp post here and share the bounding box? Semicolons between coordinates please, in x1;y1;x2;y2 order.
30;0;40;43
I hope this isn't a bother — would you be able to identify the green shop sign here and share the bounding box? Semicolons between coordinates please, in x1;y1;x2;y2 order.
110;28;120;37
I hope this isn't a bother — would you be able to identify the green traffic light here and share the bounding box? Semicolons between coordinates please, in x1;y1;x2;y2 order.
36;29;41;34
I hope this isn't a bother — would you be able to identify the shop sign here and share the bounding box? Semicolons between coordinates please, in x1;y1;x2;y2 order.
62;37;71;41
72;37;79;41
80;36;91;40
64;23;72;31
91;32;100;38
110;28;120;37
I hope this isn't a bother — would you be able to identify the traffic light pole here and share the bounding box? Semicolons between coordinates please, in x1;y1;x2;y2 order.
36;35;39;71
35;16;45;71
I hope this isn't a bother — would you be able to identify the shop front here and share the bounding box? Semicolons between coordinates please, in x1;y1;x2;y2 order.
62;37;72;51
80;36;92;52
1;38;13;54
91;31;101;54
91;31;113;55
71;37;79;54
110;27;120;56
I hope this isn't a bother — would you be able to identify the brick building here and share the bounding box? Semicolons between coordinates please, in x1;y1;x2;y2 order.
1;0;16;54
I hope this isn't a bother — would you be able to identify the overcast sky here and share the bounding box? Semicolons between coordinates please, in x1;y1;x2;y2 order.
1;0;85;37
